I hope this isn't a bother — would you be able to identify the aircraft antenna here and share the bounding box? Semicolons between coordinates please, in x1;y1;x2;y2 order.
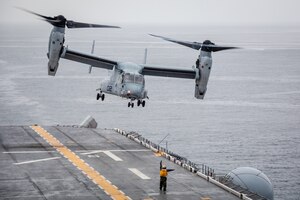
158;133;170;146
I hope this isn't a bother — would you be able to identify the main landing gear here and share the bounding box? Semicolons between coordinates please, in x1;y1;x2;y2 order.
96;92;105;101
137;100;146;107
128;101;134;108
128;100;146;108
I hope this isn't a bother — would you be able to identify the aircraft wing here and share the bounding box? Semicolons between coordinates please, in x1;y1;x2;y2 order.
141;64;196;79
61;48;117;70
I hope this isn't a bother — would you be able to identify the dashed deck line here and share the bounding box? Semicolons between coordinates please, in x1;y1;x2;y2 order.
128;168;151;180
103;151;123;161
30;125;131;200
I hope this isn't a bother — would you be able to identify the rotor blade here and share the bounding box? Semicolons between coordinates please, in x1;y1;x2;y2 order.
210;45;239;52
150;34;240;52
16;7;55;21
17;7;120;29
43;18;62;24
66;21;120;29
149;34;202;50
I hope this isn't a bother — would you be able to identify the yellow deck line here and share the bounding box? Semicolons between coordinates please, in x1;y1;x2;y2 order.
30;125;130;200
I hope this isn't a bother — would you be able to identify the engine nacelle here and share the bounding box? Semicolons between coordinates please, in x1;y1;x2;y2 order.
47;27;65;76
194;55;212;99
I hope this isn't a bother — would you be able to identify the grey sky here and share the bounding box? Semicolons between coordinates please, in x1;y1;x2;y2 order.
0;0;299;26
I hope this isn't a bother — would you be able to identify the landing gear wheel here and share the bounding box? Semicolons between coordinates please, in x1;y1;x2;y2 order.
101;94;105;101
142;100;146;107
96;93;100;100
128;102;134;108
137;100;141;106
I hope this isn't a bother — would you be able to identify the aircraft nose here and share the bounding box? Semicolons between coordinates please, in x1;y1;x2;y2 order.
126;84;143;98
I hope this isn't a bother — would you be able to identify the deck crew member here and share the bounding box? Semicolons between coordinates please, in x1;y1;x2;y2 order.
160;165;168;191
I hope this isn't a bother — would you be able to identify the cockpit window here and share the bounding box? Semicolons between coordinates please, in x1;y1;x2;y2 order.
135;74;144;84
124;73;134;83
123;73;144;84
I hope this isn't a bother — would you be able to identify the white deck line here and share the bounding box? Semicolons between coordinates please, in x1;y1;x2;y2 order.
13;157;61;165
3;151;56;154
128;168;151;180
103;151;123;161
80;149;150;155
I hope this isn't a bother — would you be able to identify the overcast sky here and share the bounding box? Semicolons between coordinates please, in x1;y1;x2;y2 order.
0;0;299;26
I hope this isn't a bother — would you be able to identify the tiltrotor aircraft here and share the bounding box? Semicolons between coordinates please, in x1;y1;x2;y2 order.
21;8;239;108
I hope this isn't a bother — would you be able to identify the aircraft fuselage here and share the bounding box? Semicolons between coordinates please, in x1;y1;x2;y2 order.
98;62;148;103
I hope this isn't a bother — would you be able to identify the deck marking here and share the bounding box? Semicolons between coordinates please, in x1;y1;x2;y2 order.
103;151;123;161
128;168;151;180
13;157;61;165
88;155;100;158
30;125;130;200
3;151;56;154
80;149;150;155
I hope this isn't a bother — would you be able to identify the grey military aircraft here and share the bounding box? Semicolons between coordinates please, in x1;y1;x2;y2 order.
21;8;239;108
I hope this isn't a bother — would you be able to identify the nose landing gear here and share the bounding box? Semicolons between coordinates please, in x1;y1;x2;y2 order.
96;92;105;101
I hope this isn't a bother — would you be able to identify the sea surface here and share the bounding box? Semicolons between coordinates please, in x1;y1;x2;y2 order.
0;24;299;199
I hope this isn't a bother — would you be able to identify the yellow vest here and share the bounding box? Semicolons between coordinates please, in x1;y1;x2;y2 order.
160;169;168;177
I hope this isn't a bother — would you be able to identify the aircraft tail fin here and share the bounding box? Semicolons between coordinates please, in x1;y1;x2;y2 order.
143;48;148;64
89;40;95;74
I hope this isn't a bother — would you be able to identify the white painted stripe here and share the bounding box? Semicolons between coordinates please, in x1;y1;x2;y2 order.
80;149;150;155
128;168;151;180
103;151;123;161
3;151;56;154
13;157;61;165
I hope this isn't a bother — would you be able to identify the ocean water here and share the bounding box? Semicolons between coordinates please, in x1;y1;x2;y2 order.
0;24;300;199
